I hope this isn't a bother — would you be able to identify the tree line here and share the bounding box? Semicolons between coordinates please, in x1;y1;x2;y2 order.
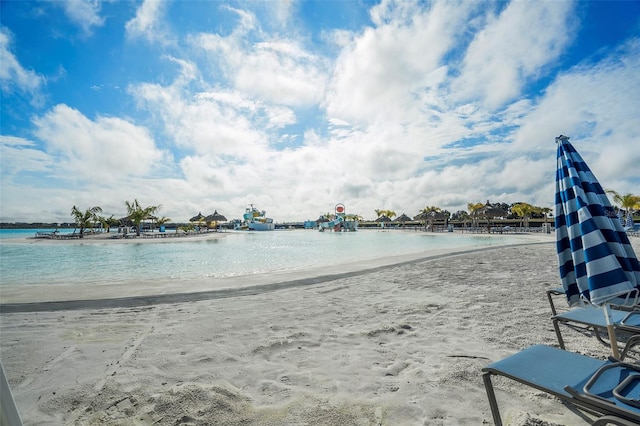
70;199;167;237
70;191;639;237
373;191;640;226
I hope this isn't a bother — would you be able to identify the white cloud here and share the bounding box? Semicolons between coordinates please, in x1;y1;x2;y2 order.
513;38;640;172
60;0;105;36
125;0;174;45
326;1;475;127
0;29;45;95
267;0;296;28
32;104;169;181
131;79;271;160
193;13;329;108
151;1;634;221
234;40;328;107
0;136;52;178
2;1;638;224
453;1;576;109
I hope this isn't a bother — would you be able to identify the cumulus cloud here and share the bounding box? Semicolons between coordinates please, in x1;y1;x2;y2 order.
0;135;52;178
234;40;329;107
125;0;174;45
327;1;473;127
32;104;169;181
122;1;638;221
453;1;576;109
1;1;638;223
0;28;45;95
59;0;105;36
193;10;328;108
513;38;640;176
130;78;271;160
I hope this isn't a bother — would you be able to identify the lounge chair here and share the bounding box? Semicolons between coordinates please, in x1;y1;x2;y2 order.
482;344;640;426
552;307;640;360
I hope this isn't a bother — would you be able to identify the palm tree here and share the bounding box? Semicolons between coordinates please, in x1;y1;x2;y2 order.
451;210;471;222
511;202;537;229
467;202;484;227
374;209;395;220
155;216;171;232
420;206;441;214
605;189;621;205
538;207;552;224
96;214;118;233
416;206;448;231
71;205;103;237
606;190;640;224
156;216;171;225
125;199;161;236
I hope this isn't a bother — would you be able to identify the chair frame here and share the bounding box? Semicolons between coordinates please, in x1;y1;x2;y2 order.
551;308;640;360
546;286;565;316
482;345;640;426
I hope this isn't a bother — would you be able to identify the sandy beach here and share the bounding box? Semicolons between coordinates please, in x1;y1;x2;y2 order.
1;234;639;425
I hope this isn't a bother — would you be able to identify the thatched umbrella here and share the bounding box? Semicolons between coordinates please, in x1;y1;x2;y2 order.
394;213;412;223
205;210;227;223
414;210;448;231
119;213;158;233
190;212;205;223
413;212;428;222
479;206;507;219
375;215;392;222
205;210;227;228
119;215;134;227
477;204;507;231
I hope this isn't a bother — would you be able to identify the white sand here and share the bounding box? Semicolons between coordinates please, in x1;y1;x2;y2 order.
1;235;639;425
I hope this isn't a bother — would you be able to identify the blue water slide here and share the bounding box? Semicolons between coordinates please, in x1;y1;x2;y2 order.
320;215;344;228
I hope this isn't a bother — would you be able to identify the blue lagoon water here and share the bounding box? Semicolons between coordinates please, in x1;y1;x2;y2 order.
0;229;523;289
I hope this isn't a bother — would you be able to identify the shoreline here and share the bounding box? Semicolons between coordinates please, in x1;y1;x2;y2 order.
3;239;631;425
2;229;230;245
2;226;545;244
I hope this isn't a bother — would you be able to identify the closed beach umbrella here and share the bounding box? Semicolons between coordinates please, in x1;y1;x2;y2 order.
626;212;634;230
554;135;640;357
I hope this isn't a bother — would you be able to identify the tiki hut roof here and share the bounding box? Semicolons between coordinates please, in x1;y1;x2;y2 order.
204;210;227;222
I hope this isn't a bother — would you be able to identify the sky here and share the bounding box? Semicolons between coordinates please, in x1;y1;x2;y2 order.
1;0;639;224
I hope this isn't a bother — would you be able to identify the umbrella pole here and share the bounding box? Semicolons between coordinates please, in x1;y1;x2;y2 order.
604;304;620;359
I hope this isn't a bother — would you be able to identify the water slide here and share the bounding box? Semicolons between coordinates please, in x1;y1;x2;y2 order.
320;215;344;229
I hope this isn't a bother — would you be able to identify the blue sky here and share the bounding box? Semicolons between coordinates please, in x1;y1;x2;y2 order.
1;0;639;223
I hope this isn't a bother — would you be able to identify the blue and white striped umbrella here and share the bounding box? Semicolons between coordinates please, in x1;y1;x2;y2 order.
627;212;635;230
555;135;640;308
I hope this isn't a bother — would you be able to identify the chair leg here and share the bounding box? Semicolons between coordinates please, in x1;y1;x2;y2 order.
552;318;566;350
592;327;610;346
547;290;558;316
620;334;640;361
482;372;503;426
